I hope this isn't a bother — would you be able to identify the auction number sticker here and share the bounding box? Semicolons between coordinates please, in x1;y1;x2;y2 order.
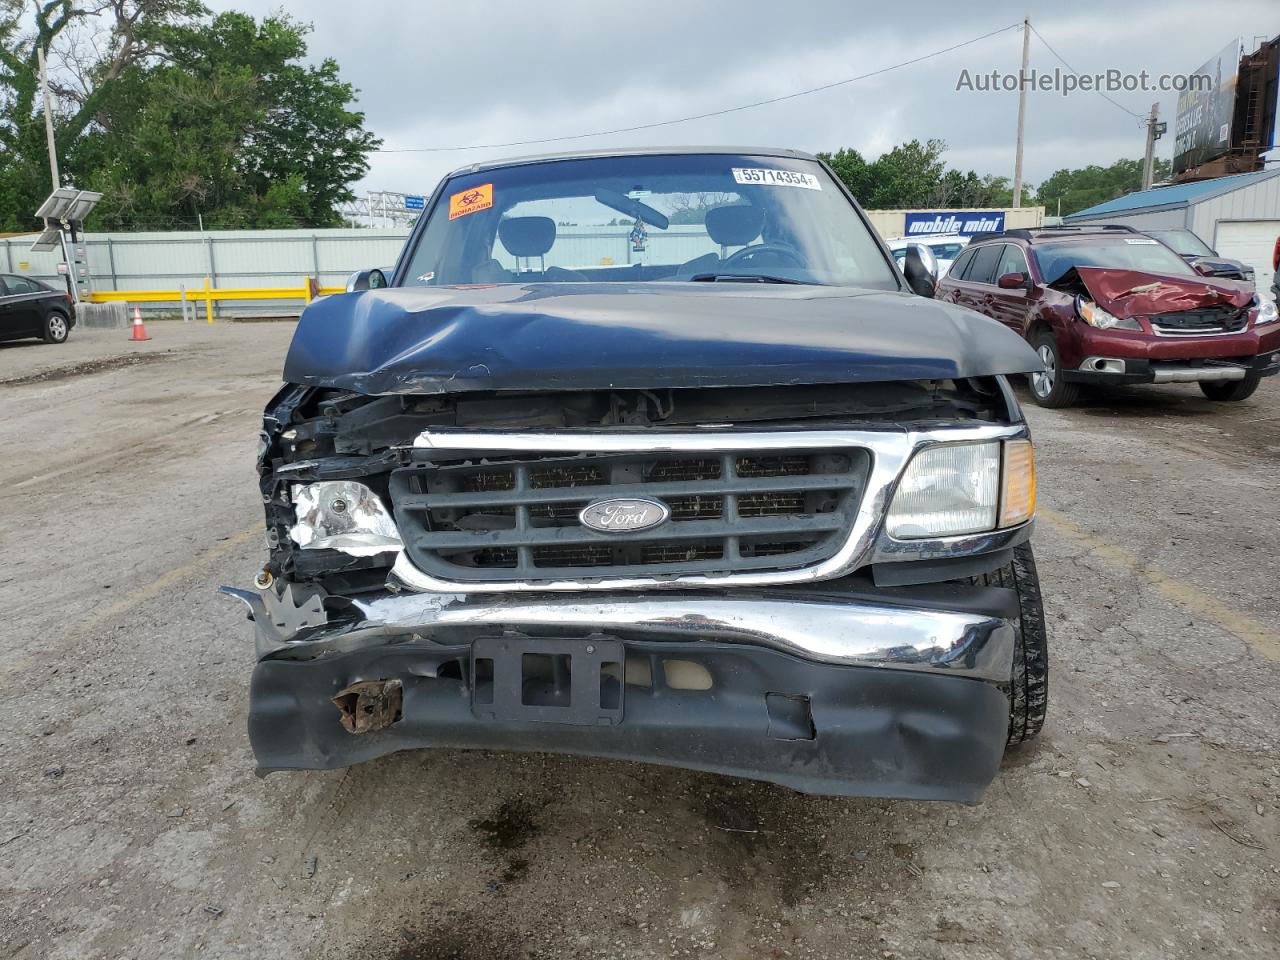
449;183;494;220
1123;238;1158;244
731;168;821;190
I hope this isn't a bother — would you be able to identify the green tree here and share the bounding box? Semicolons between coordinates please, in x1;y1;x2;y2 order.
815;147;874;203
139;11;378;227
0;2;379;231
864;139;947;208
929;170;1018;207
1033;157;1172;217
979;175;1016;207
0;0;206;228
818;140;1015;209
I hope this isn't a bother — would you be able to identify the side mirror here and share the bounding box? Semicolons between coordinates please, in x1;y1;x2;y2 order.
345;268;388;292
997;271;1030;290
902;245;937;298
1190;259;1215;277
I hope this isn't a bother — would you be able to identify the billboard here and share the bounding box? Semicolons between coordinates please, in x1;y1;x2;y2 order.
903;211;1005;237
1256;37;1280;166
1174;39;1242;174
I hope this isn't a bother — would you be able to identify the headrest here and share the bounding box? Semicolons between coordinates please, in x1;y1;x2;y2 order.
705;205;764;247
498;216;556;257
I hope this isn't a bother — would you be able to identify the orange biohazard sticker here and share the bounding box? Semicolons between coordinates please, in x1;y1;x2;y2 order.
448;183;494;220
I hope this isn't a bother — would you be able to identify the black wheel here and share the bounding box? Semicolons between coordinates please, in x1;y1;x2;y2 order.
1199;373;1260;402
43;310;70;344
974;543;1049;746
1027;332;1079;408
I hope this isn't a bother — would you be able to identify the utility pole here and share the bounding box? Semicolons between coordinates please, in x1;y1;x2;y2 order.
1011;16;1031;208
37;44;76;301
37;46;60;190
1141;102;1165;190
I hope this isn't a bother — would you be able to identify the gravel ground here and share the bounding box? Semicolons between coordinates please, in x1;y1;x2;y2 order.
1;323;1278;960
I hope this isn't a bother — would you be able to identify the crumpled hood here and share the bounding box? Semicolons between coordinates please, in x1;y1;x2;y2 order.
282;282;1041;395
1064;267;1254;320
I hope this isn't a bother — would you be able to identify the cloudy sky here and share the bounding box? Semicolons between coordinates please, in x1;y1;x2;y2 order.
211;0;1279;198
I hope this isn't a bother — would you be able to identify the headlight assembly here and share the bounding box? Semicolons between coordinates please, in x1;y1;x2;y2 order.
886;439;1035;540
289;480;403;557
1076;296;1141;331
1256;297;1278;326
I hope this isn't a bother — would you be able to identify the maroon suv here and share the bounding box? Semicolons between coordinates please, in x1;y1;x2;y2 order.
934;226;1280;407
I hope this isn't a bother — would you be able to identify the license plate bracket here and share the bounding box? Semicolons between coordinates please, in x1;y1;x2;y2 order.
471;635;625;726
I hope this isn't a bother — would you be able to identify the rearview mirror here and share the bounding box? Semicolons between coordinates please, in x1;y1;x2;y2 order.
345;268;388;292
902;245;937;298
997;271;1030;290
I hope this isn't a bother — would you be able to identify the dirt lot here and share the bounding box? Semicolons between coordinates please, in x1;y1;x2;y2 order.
2;323;1278;960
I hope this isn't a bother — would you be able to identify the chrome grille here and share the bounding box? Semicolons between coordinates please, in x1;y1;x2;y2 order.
388;448;869;583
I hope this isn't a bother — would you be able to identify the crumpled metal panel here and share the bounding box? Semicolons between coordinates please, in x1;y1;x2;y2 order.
1071;267;1254;320
281;283;1043;396
289;480;403;557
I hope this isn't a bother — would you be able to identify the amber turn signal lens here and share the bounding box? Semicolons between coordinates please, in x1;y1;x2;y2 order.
1000;439;1036;528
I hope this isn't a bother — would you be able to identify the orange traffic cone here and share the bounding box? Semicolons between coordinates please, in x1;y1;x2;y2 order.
129;305;151;342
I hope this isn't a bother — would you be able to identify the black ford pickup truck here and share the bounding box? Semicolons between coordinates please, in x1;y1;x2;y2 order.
224;147;1047;802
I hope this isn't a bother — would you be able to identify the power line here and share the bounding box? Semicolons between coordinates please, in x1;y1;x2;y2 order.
375;23;1023;154
1027;22;1146;123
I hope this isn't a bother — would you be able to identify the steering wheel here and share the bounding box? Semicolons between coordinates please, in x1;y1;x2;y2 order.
722;242;804;270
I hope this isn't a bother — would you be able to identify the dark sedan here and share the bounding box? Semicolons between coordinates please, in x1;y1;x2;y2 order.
1;274;76;344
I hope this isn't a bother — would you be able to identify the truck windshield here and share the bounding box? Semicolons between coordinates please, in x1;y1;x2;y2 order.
1035;237;1198;284
397;153;897;289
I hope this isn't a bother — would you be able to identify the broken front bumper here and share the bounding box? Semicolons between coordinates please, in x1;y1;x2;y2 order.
1064;351;1280;385
227;588;1016;801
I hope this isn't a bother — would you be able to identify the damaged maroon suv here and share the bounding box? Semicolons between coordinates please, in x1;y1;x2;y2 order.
935;226;1280;407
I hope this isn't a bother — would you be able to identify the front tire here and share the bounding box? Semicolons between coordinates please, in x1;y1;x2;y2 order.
976;543;1049;747
1028;333;1079;408
43;311;70;344
1199;373;1260;402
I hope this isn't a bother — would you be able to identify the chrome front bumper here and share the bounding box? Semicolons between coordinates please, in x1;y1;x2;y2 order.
222;587;1015;683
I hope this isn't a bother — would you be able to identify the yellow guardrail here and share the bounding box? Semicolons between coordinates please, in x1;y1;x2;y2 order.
85;277;345;322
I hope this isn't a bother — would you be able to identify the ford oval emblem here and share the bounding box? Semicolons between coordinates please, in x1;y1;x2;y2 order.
579;497;671;533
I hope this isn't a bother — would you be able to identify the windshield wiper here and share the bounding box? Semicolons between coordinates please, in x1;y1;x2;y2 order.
689;272;813;285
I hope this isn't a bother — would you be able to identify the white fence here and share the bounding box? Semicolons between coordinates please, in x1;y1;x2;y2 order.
1;228;412;315
2;210;1045;316
0;225;722;315
1;225;721;292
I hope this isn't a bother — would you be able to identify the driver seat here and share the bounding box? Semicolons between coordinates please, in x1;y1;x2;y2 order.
674;205;765;279
706;204;765;256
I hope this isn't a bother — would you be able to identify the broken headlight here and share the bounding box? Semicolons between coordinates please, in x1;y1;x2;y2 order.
1256;297;1278;326
289;481;403;557
1076;296;1140;331
886;439;1035;539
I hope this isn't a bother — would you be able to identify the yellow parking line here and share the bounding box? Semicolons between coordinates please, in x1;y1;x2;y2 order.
1;523;263;682
90;523;263;627
1038;506;1279;661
